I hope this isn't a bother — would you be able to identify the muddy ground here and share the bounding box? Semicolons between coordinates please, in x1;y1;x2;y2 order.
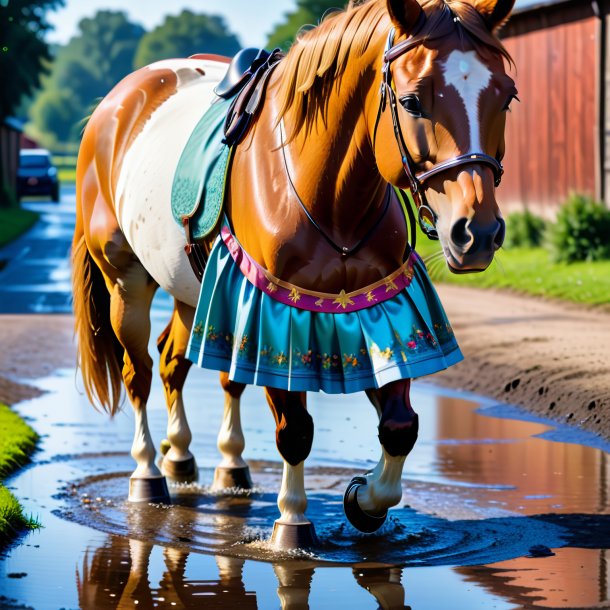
1;286;608;440
434;285;610;439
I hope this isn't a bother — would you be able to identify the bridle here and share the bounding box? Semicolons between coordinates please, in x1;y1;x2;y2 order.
374;10;505;240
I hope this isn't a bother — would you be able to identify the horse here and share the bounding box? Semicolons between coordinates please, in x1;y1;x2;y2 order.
72;0;516;548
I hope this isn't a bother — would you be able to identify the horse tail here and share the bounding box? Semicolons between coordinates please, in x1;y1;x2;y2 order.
72;228;124;417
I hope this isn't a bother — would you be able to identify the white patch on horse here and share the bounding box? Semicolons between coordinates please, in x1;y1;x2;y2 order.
115;58;228;308
442;50;492;150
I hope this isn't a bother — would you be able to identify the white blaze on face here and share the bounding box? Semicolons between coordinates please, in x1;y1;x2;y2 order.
442;50;492;150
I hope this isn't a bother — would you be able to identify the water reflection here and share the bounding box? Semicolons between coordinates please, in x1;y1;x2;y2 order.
78;537;256;609
77;536;412;609
433;395;610;515
459;548;610;609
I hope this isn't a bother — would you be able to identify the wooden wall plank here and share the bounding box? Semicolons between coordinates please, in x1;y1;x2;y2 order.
501;12;598;213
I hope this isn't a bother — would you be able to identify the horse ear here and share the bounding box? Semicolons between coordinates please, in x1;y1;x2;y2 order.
386;0;423;35
469;0;516;31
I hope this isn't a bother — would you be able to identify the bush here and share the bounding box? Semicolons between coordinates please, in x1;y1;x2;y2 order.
504;210;547;248
547;194;610;263
0;184;18;208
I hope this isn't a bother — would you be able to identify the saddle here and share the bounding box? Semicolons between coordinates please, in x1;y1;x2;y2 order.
177;47;283;282
216;47;283;146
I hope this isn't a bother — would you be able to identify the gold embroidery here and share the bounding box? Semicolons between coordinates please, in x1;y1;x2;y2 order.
333;289;355;310
288;287;301;303
315;298;325;307
193;321;204;337
403;266;414;280
266;281;278;293
370;344;394;360
366;291;377;303
385;279;398;292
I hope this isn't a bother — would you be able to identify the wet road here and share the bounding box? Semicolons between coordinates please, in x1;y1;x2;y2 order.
0;189;75;314
1;189;609;609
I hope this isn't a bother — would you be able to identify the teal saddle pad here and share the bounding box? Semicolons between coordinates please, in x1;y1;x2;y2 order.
171;97;233;239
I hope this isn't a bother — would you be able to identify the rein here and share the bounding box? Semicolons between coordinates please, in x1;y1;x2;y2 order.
374;10;504;240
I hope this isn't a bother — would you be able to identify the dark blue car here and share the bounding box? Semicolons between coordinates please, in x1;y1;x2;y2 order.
17;149;60;201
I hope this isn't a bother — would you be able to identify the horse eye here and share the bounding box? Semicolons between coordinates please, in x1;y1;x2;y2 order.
399;94;423;117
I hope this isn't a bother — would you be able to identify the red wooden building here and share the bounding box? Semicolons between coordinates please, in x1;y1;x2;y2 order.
499;0;605;215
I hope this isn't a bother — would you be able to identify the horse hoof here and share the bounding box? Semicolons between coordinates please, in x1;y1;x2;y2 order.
271;520;319;550
344;476;387;533
161;455;198;483
211;466;253;491
129;476;171;504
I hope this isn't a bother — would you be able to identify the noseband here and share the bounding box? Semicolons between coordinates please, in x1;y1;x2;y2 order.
375;12;504;240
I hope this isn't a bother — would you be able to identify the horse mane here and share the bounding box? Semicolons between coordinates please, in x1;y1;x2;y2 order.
276;0;512;140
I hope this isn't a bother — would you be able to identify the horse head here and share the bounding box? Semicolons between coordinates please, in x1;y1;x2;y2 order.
372;0;517;272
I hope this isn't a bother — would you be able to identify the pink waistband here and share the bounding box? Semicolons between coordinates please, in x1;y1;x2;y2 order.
220;224;418;313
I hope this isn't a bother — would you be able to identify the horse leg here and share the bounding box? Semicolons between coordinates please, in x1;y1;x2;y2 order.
353;566;407;610
211;372;253;491
344;379;418;532
274;562;316;609
109;263;169;503
157;300;198;482
265;387;318;549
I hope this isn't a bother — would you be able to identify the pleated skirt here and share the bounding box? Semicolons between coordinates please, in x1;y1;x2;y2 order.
186;237;462;394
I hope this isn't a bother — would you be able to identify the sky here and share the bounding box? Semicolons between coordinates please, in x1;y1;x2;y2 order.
46;0;298;48
45;0;544;48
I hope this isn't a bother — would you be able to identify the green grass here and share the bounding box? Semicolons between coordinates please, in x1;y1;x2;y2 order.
416;237;610;307
52;154;77;184
0;208;40;249
0;404;39;544
58;167;76;183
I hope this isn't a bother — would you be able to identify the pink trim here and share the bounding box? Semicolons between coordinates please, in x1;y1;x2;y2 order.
220;225;417;313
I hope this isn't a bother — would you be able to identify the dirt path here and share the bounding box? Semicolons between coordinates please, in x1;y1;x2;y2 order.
1;289;609;439
434;285;610;439
0;315;74;405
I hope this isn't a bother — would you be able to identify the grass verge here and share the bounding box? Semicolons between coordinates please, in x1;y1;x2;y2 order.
58;168;76;184
0;403;39;544
0;208;40;249
416;238;610;307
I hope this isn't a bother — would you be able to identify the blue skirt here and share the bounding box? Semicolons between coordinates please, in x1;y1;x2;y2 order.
186;238;462;393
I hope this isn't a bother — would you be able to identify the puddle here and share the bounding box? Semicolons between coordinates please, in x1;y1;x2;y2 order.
1;333;609;608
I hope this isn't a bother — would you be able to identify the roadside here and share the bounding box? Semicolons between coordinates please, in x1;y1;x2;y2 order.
435;284;610;440
0;404;38;543
0;315;74;406
0;206;68;546
0;207;39;250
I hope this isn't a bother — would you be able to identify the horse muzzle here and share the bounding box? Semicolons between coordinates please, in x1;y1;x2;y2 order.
442;215;505;273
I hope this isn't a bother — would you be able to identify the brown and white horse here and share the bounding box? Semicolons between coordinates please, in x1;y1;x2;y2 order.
72;0;516;545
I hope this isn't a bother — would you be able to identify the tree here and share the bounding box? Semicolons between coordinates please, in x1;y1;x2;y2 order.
0;0;63;205
0;0;63;119
267;0;346;51
134;11;240;68
28;10;145;147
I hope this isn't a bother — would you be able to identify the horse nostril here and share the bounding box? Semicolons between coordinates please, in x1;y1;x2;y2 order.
494;217;506;248
450;217;474;251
